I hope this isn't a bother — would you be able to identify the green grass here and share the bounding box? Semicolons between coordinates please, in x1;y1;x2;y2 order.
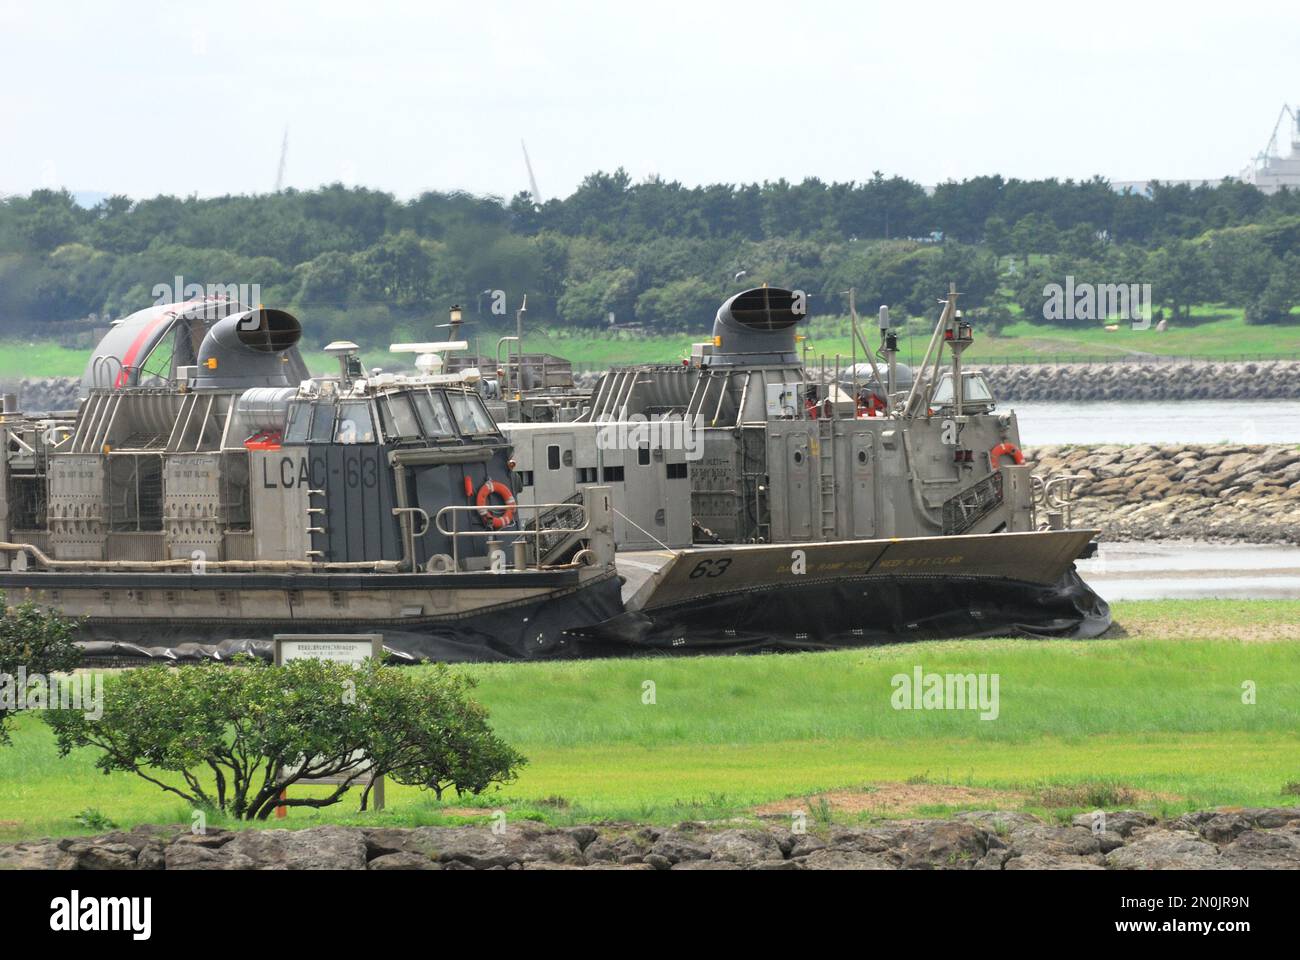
1;599;1298;841
0;341;92;379
9;307;1297;381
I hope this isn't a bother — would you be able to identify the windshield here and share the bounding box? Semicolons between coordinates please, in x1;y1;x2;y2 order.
335;401;377;444
308;403;336;442
411;389;456;438
447;391;497;435
379;393;422;439
284;402;311;443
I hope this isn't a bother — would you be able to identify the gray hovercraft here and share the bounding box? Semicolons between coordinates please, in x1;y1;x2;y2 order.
0;287;1108;663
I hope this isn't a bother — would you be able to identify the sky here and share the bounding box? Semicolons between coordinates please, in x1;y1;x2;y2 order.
2;0;1299;202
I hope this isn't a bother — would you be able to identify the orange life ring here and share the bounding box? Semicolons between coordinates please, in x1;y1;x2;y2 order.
475;480;517;530
990;442;1025;468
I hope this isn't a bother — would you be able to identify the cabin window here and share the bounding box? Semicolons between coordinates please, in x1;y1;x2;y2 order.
447;392;496;436
309;404;336;443
335;402;376;444
381;394;422;439
284;402;311;444
576;467;598;483
637;445;651;466
667;462;688;480
517;471;535;487
546;445;561;470
412;390;456;438
602;465;625;482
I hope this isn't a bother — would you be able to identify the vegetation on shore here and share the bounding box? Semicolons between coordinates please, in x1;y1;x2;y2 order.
1;599;1296;841
3;175;1300;362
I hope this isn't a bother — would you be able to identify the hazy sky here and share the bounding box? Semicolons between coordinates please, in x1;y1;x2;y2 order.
2;0;1299;201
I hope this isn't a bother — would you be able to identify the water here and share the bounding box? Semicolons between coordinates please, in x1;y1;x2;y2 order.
1008;400;1300;446
1077;541;1300;600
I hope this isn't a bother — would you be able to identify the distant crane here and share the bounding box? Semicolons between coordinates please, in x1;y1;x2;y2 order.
274;126;289;193
1250;104;1299;172
521;139;542;204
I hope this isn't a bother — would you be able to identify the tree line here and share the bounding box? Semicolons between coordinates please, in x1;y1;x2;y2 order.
2;171;1299;345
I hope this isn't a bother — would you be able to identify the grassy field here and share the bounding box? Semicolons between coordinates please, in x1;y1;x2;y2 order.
5;307;1298;381
469;308;1300;369
1;599;1298;842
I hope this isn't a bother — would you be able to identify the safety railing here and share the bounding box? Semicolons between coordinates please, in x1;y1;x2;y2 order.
434;502;590;571
1037;474;1085;530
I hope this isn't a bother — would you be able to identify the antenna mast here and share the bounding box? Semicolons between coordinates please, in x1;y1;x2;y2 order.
521;139;543;204
274;126;289;192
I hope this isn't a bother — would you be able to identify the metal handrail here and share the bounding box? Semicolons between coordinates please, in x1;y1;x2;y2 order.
434;502;589;570
1043;474;1084;529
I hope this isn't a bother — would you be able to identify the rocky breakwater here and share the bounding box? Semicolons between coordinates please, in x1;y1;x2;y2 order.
983;359;1300;402
1027;443;1300;542
2;376;80;412
3;806;1299;870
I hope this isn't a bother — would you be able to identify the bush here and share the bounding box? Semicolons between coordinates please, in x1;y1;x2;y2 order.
45;658;524;820
0;592;82;744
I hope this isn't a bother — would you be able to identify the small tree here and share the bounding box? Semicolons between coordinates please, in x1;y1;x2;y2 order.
365;663;526;804
46;658;524;820
0;592;82;744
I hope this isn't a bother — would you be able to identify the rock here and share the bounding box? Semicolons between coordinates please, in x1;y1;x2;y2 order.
787;833;829;858
897;822;990;869
6;806;1300;870
1199;813;1253;844
425;825;586;869
62;841;140;870
792;848;896;870
1106;830;1226;870
0;841;76;870
670;859;744;870
648;832;714;864
165;842;257;870
222;826;369;870
585;835;650;864
565;826;599;851
1218;828;1300;869
136;842;167;871
1004;852;1105;870
697;829;785;864
367;852;442;870
1069;810;1155;837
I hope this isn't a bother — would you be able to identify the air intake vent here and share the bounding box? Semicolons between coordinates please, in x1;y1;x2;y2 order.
231;309;302;353
724;287;801;331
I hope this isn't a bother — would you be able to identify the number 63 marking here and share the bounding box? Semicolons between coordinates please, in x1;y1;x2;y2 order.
688;558;732;579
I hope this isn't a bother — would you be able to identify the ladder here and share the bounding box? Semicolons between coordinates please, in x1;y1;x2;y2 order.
816;418;837;540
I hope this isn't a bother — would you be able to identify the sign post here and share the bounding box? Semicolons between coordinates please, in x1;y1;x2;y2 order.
273;633;385;813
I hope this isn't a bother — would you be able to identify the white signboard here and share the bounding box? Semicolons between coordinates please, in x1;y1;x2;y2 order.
273;633;385;809
275;636;382;667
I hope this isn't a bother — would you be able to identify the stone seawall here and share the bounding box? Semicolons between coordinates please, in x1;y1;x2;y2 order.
983;359;1300;402
1028;443;1300;542
2;377;79;411
3;807;1299;869
7;358;1300;408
